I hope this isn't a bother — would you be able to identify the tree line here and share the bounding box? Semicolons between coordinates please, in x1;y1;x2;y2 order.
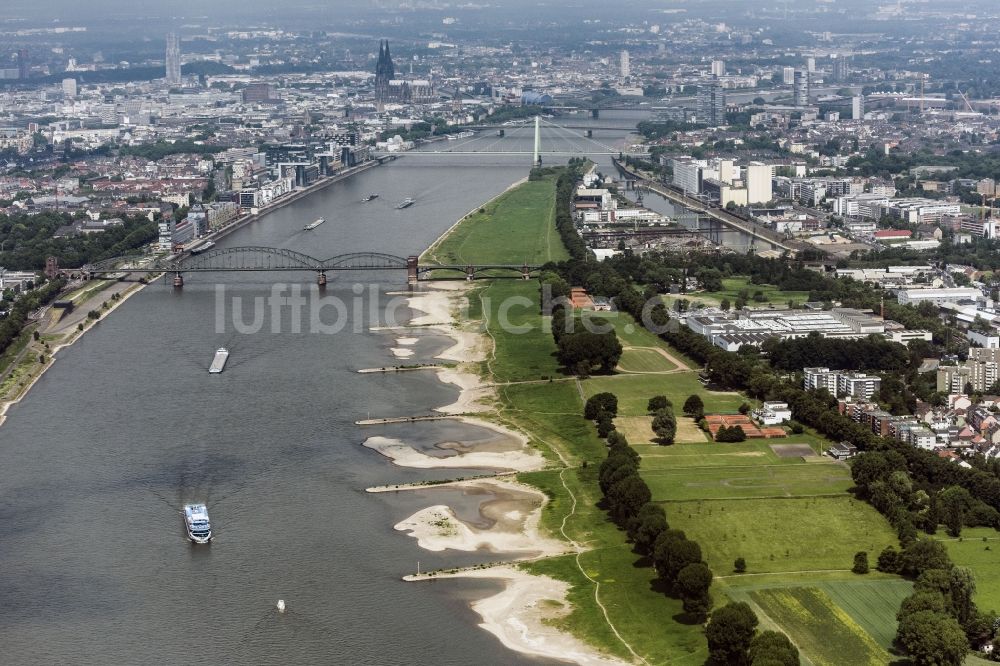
0;277;66;359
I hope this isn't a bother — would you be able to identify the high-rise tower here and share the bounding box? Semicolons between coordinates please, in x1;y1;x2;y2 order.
166;32;182;85
697;77;726;126
793;69;810;107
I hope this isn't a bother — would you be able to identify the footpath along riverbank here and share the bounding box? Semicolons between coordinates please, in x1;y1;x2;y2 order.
361;280;630;665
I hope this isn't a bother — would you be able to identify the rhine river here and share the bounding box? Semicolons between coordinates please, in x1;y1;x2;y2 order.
0;113;646;664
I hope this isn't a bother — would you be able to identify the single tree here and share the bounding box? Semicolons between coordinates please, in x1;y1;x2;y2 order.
682;394;704;417
748;630;799;666
647;395;670;412
734;557;747;573
852;551;869;574
705;602;759;666
876;546;900;573
676;562;713;618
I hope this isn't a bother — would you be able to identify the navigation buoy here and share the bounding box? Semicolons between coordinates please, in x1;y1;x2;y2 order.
276;599;286;613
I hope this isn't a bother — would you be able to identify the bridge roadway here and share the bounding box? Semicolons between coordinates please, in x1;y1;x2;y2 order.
611;159;805;255
83;247;542;287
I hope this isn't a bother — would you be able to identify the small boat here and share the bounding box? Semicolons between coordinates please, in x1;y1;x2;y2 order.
183;503;212;544
303;218;325;230
362;193;379;202
209;348;229;374
396;198;415;209
190;241;215;255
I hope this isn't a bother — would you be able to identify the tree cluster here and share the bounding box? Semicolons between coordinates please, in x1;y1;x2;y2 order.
0;212;157;270
0;277;65;359
584;392;618;438
763;332;909;373
650;397;676;445
706;602;799;666
715;425;747;442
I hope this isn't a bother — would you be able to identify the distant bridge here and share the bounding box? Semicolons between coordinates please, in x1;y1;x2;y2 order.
384;117;641;163
84;246;542;287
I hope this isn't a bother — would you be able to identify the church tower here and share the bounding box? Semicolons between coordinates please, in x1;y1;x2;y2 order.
374;40;396;104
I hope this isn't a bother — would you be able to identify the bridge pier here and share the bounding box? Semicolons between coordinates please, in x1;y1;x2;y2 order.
172;272;184;289
466;265;475;281
406;256;419;286
317;271;327;286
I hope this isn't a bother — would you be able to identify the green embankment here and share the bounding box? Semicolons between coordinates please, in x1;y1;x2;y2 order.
422;175;568;266
438;175;907;665
936;528;1000;612
480;280;708;663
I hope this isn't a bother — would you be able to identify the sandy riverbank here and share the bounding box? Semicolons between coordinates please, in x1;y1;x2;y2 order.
370;281;628;666
410;567;627;666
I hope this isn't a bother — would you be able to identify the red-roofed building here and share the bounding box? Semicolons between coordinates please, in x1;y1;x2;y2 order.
874;229;912;240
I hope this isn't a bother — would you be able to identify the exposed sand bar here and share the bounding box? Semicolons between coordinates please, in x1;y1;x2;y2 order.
407;567;627;666
363;435;544;472
393;478;566;557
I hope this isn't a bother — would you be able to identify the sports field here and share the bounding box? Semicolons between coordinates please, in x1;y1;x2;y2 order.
634;440;824;468
616;347;681;373
643;462;854;501
582;372;746;416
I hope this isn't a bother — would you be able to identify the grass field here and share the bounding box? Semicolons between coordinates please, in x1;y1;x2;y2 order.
643;462;854;502
616;414;708;445
582;372;747;416
472;280;561;383
634;440;825;469
694;277;811;309
747;587;891;666
937;529;1000;612
617;348;681;373
666;496;897;575
723;576;912;651
471;281;709;662
422;176;568;266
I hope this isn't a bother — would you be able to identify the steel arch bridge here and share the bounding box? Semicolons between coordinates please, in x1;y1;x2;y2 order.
83;246;541;286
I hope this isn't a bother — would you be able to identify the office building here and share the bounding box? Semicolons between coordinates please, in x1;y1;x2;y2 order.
831;55;848;81
782;66;795;85
793;70;809;107
62;78;77;98
671;158;703;195
165;32;182;85
697;77;726;126
242;83;277;104
711;59;725;77
18;48;28;80
852;95;865;120
806;56;816;72
744;162;773;204
619;50;630;78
